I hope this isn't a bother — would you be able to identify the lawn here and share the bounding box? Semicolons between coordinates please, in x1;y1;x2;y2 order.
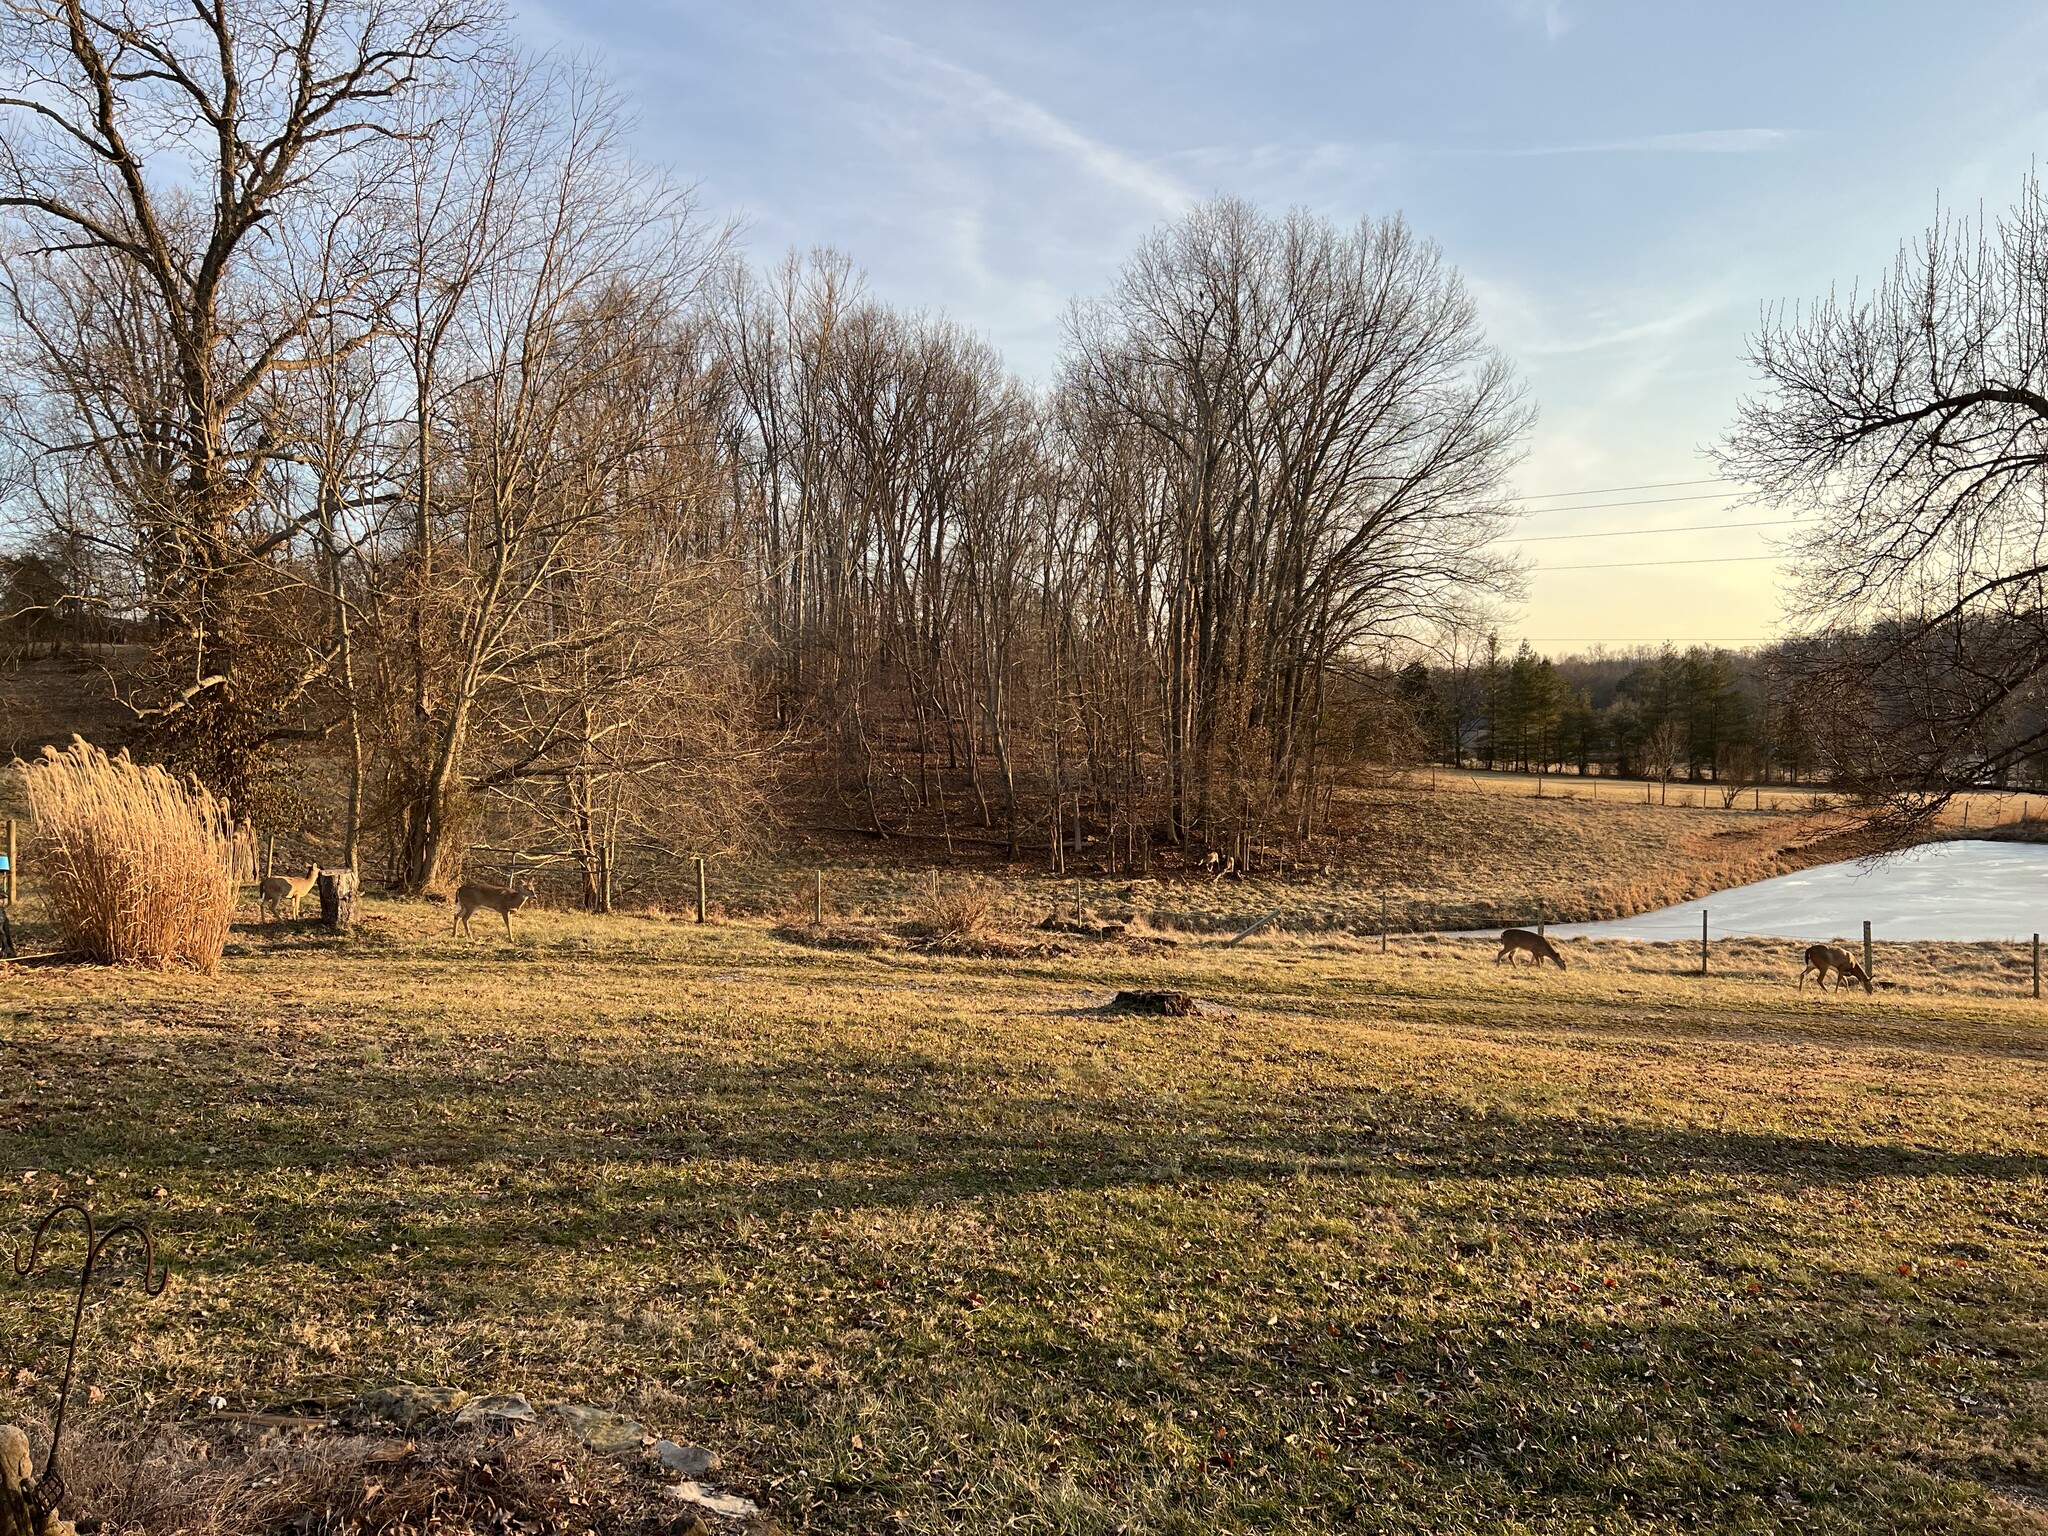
3;904;2046;1533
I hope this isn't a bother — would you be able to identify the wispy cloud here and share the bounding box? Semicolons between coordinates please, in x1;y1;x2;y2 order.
1514;129;1799;157
1502;0;1574;42
850;28;1192;215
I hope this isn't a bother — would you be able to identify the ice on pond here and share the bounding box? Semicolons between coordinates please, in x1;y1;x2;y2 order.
1546;838;2048;943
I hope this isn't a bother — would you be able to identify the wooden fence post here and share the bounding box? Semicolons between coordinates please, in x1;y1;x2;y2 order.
2034;934;2040;1000
1701;908;1709;976
813;870;824;926
1863;920;1873;984
3;818;14;908
695;855;707;924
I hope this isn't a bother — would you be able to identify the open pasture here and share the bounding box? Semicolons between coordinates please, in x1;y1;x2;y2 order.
3;906;2045;1533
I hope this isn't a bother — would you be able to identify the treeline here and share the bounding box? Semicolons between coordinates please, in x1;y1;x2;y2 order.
1398;641;1822;785
0;1;1526;900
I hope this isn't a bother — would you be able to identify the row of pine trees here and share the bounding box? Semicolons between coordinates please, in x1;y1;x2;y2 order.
1399;643;1823;784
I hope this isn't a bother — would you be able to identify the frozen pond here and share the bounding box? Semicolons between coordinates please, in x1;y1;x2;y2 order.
1547;838;2048;944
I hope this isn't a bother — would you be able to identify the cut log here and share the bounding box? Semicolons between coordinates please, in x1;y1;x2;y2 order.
316;868;359;932
1224;910;1280;946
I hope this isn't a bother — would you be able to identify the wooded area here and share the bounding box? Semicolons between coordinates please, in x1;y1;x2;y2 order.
0;1;1527;899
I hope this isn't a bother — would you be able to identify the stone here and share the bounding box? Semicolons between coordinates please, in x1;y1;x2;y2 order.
654;1439;720;1478
668;1481;759;1520
358;1384;468;1427
0;1427;33;1536
452;1392;535;1427
546;1402;647;1457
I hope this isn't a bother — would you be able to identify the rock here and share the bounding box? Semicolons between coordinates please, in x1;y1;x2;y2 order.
668;1481;759;1520
654;1439;721;1478
1110;988;1199;1016
452;1392;534;1427
0;1426;34;1536
546;1402;648;1457
358;1384;468;1427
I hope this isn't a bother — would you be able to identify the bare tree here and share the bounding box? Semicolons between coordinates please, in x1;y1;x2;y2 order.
1724;173;2048;820
1062;198;1528;848
0;0;487;801
370;67;731;890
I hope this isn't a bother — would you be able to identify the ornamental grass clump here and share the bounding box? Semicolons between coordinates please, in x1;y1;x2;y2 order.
21;739;238;971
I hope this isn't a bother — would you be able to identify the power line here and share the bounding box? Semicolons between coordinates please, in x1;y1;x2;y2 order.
1538;553;1783;572
1512;476;1739;501
1511;516;1793;544
1515;491;1747;516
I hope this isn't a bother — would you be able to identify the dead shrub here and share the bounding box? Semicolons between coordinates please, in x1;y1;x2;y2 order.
912;873;991;941
20;738;237;971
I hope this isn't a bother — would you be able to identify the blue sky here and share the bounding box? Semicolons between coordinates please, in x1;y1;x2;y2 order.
514;0;2048;655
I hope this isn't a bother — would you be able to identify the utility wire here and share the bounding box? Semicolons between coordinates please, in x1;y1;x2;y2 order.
1514;491;1748;516
1511;516;1794;543
1512;476;1739;501
1538;553;1782;572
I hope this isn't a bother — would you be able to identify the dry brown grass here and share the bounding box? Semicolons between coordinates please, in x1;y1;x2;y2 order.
35;1417;689;1535
908;873;992;942
5;903;2048;1531
19;738;237;971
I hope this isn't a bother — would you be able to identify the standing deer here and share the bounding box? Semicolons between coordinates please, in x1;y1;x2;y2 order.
1799;943;1872;993
258;864;320;923
452;879;535;937
1497;928;1567;969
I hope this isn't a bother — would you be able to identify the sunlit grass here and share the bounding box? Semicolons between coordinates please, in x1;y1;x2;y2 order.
3;900;2044;1533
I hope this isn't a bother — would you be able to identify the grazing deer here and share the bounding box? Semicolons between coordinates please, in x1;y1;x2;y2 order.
452;878;535;937
258;864;320;923
1496;927;1567;969
1799;943;1872;993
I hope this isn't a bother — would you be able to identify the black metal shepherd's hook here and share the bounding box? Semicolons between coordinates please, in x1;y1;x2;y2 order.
12;1202;169;1520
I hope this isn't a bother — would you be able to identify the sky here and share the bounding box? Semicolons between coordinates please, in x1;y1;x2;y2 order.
513;0;2048;657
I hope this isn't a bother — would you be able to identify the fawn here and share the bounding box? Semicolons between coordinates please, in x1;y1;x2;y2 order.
1799;943;1872;993
1496;928;1567;969
258;864;320;923
452;879;536;937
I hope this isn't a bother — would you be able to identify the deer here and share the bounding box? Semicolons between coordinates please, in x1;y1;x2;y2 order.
452;878;536;937
1496;927;1567;969
257;863;320;923
1799;943;1872;994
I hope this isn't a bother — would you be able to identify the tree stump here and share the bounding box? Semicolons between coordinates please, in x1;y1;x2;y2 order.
317;868;359;932
1111;989;1200;1016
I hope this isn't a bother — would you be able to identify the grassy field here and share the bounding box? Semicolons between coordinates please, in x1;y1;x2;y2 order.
3;903;2046;1533
679;782;1865;939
